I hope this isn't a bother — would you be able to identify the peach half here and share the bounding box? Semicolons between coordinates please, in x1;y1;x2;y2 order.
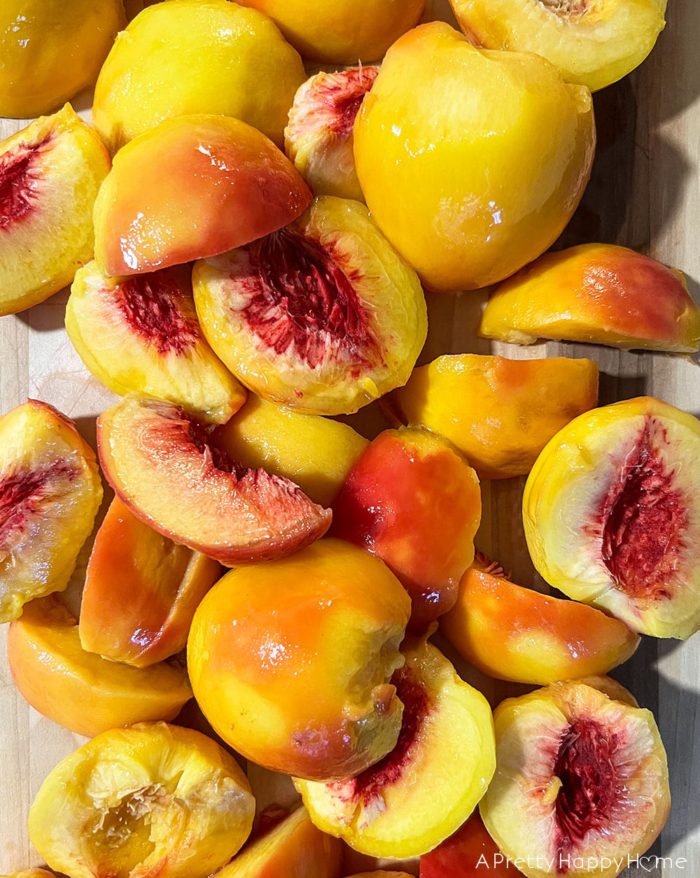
193;196;427;416
93;114;311;276
29;722;255;878
0;105;110;316
420;813;521;877
188;539;411;781
295;638;495;858
391;355;598;479
66;260;246;423
0;400;102;623
480;681;670;878
480;244;700;353
524;397;700;639
97;396;331;565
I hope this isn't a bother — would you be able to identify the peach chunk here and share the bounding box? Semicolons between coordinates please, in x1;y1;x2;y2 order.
66;260;247;424
97;396;331;565
29;722;255;878
391;355;598;479
93;114;311;276
8;597;192;737
0;105;110;316
188;539;411;781
524;397;700;639
480;681;670;878
79;497;220;668
441;555;639;685
0;400;102;622
480;244;700;353
332;428;481;631
420;813;521;877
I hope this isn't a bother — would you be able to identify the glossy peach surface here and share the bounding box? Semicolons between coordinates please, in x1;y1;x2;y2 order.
420;813;521;877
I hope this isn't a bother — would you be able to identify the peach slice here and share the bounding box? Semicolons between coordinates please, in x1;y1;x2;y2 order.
93;114;311;277
66;260;247;424
449;0;667;92
29;722;255;878
295;639;496;858
193;196;427;416
97;396;331;565
188;539;411;781
480;681;670;878
332;428;481;631
285;67;379;201
8;596;192;737
391;355;598;479
0;400;102;623
480;244;700;353
0;105;110;316
79;497;221;668
420;813;521;877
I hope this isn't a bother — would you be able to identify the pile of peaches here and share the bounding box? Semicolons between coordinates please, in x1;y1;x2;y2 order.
0;0;696;876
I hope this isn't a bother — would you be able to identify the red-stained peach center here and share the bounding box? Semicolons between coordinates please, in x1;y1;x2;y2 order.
538;0;591;20
321;67;379;139
0;136;50;230
0;461;76;545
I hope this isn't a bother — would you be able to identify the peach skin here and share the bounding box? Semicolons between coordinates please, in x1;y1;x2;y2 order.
421;813;521;877
93;114;311;276
348;874;414;877
480;244;700;353
390;355;599;479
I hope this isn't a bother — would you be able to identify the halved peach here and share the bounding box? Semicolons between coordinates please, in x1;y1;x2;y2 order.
480;244;700;353
8;597;192;737
0;400;102;622
93;114;311;276
66;260;247;423
295;639;495;858
193;196;427;416
0;105;110;316
332;428;481;631
420;813;521;877
97;396;331;565
524;397;700;639
391;355;599;479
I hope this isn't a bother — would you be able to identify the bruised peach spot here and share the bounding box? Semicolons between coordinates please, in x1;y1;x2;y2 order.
0;461;76;545
0;136;51;230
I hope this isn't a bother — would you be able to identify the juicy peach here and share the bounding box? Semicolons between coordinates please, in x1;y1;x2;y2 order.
391;355;599;479
480;244;700;353
188;539;411;781
0;400;102;622
0;105;110;316
93;114;311;276
353;23;595;292
524;397;700;639
420;813;521;877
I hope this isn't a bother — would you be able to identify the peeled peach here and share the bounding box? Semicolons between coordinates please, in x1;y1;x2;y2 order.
0;105;110;316
480;681;670;878
480;244;700;353
193;196;427;415
420;813;521;877
29;722;255;878
93;114;311;276
391;355;598;479
66;260;247;423
524;397;700;639
0;400;102;622
188;539;411;781
354;23;595;292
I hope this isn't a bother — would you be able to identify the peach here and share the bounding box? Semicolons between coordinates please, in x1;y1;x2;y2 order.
0;105;110;316
79;497;221;668
29;722;255;878
420;813;521;877
295;638;495;858
480;681;670;878
449;0;667;92
391;355;599;479
353;23;595;292
1;872;54;878
97;396;331;565
188;539;411;781
0;400;102;622
332;428;481;631
349;874;413;877
480;244;700;353
524;397;700;639
441;555;639;685
193;196;427;416
66;260;247;423
8;597;192;737
93;114;311;276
